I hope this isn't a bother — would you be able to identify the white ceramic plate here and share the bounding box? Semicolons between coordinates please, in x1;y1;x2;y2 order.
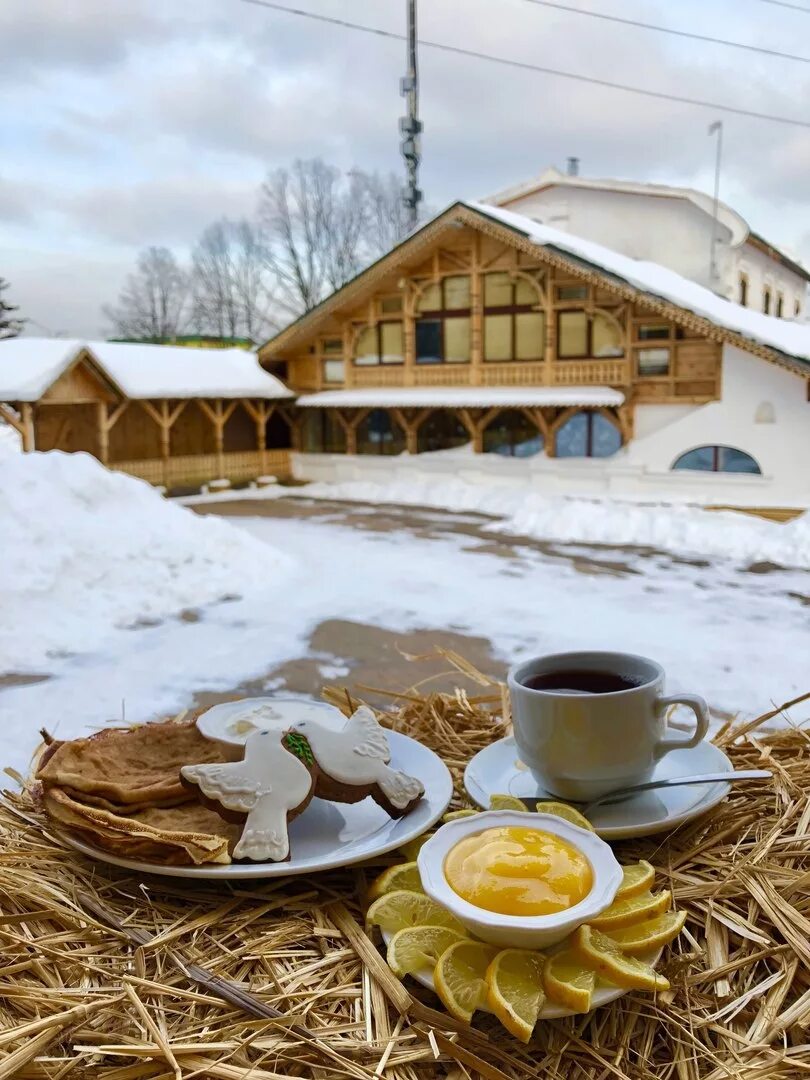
55;731;452;879
464;737;733;840
380;927;661;1020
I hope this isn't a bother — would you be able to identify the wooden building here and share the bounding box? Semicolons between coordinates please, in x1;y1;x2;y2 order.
258;201;810;507
0;339;293;489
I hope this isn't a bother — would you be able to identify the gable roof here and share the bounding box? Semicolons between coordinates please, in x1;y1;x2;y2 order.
260;201;810;378
487;166;810;284
0;339;293;403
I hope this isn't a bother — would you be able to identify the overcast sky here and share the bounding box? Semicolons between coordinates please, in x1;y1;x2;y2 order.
3;0;810;337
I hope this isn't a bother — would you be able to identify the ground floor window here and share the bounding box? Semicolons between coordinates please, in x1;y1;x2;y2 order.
303;411;346;453
672;446;761;474
556;411;621;458
417;411;469;453
483;409;543;458
356;409;406;455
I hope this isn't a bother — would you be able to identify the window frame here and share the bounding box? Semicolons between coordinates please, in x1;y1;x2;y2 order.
483;272;544;362
352;320;405;367
776;293;784;318
763;287;772;315
671;445;762;475
738;273;748;307
555;409;622;458
557;309;623;360
415;276;472;365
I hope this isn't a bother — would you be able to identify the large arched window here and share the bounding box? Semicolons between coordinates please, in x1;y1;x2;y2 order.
556;411;621;458
417;411;469;454
356;409;406;455
672;446;761;474
483;409;543;458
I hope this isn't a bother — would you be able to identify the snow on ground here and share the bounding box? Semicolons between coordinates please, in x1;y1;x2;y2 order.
189;477;810;570
0;421;21;457
2;491;809;778
0;452;293;674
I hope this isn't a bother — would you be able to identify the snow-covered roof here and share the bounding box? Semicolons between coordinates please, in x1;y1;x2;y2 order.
297;386;624;408
466;202;810;371
0;338;293;402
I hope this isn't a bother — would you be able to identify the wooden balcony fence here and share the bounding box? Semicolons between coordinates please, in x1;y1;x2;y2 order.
112;450;292;488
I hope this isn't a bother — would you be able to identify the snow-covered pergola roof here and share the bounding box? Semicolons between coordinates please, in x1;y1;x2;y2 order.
0;339;293;402
296;386;624;408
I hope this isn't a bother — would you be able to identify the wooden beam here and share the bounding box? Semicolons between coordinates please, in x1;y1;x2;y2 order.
0;402;25;438
20;403;35;452
470;234;482;386
96;402;108;464
390;407;431;455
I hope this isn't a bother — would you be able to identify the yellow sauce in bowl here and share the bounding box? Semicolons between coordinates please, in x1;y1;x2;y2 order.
444;825;593;917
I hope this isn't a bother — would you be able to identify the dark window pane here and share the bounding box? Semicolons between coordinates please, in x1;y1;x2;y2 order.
416;320;442;364
637;325;670;341
719;447;761;474
555;412;589;456
673;447;716;471
557;285;588;300
591;414;621;457
483;409;543;457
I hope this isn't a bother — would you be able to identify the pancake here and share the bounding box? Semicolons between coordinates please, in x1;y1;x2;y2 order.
42;785;241;865
37;718;241;809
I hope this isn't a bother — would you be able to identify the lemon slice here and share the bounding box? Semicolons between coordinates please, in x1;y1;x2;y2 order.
386;925;467;977
542;949;596;1013
571;925;670;991
443;808;480;821
366;890;465;935
435;940;499;1023
368;862;424;901
605;910;687;956
486;949;545;1043
398;834;431;861
489;794;528;811
614;860;656;900
588;890;671;931
531;801;595;832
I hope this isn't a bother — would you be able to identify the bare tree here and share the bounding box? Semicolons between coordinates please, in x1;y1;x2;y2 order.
191;219;276;343
0;277;25;339
358;171;413;257
258;159;370;317
102;247;188;341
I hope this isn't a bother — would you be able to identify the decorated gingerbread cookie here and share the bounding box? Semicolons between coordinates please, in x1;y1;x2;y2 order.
181;729;317;862
291;705;424;818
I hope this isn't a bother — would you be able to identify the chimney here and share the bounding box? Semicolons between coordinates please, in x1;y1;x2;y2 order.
566;157;579;177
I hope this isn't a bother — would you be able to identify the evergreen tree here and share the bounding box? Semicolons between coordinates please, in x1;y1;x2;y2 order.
0;278;24;339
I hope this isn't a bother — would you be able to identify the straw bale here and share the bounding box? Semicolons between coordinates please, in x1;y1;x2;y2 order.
1;659;809;1078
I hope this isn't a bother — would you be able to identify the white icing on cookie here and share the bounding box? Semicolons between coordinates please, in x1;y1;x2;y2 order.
292;706;424;811
181;730;313;861
196;697;344;748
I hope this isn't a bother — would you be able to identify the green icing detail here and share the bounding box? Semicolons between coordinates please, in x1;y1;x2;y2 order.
284;732;314;766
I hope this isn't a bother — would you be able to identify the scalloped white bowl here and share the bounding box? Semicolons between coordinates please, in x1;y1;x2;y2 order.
417;810;623;949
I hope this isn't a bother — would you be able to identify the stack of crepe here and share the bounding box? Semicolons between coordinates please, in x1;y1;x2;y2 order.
35;719;243;865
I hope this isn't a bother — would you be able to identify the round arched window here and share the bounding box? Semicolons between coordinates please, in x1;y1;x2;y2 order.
672;446;761;474
483;409;543;458
555;411;621;458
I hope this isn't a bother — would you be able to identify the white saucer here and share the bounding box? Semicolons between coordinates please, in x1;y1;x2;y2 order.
379;927;661;1020
56;731;452;879
464;737;733;839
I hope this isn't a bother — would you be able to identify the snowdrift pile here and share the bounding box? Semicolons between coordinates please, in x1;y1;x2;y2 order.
295;477;810;570
0;451;292;673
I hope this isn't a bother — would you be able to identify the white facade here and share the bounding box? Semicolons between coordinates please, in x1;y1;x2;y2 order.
487;169;808;317
294;345;810;509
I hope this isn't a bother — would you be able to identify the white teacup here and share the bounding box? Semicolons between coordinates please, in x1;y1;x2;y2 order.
507;651;710;801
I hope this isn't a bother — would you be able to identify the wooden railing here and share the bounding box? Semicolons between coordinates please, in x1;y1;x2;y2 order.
551;359;628;385
480;363;547;386
352;367;406;387
414;366;470;386
113;450;291;488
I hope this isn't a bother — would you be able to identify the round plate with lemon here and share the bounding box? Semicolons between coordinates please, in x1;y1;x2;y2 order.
366;798;686;1043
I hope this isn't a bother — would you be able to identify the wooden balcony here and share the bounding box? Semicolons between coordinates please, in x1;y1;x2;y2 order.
113;450;292;488
551;358;629;385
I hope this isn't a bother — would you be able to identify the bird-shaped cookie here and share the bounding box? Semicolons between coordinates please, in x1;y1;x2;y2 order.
181;729;316;862
292;705;424;818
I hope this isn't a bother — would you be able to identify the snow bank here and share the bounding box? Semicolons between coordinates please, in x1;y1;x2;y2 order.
0;452;293;673
0;421;21;457
285;477;810;569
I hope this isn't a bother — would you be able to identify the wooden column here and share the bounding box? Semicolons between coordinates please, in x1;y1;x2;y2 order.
96;402;109;464
391;407;430;456
142;400;189;485
338;408;370;456
0;402;34;452
100;401;129;466
198;399;237;478
342;324;355;388
277;404;302;452
244;399;274;472
403;290;416;387
543;268;556;385
470;235;483;386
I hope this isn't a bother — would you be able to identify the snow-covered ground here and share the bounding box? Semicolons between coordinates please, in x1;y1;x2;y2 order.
0;452;293;673
0;420;21;457
2;464;809;778
188;474;810;571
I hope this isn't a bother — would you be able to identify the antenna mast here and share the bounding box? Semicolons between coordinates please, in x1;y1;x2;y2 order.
400;0;422;230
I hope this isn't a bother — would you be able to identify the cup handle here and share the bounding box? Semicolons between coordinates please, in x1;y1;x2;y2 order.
654;694;710;757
